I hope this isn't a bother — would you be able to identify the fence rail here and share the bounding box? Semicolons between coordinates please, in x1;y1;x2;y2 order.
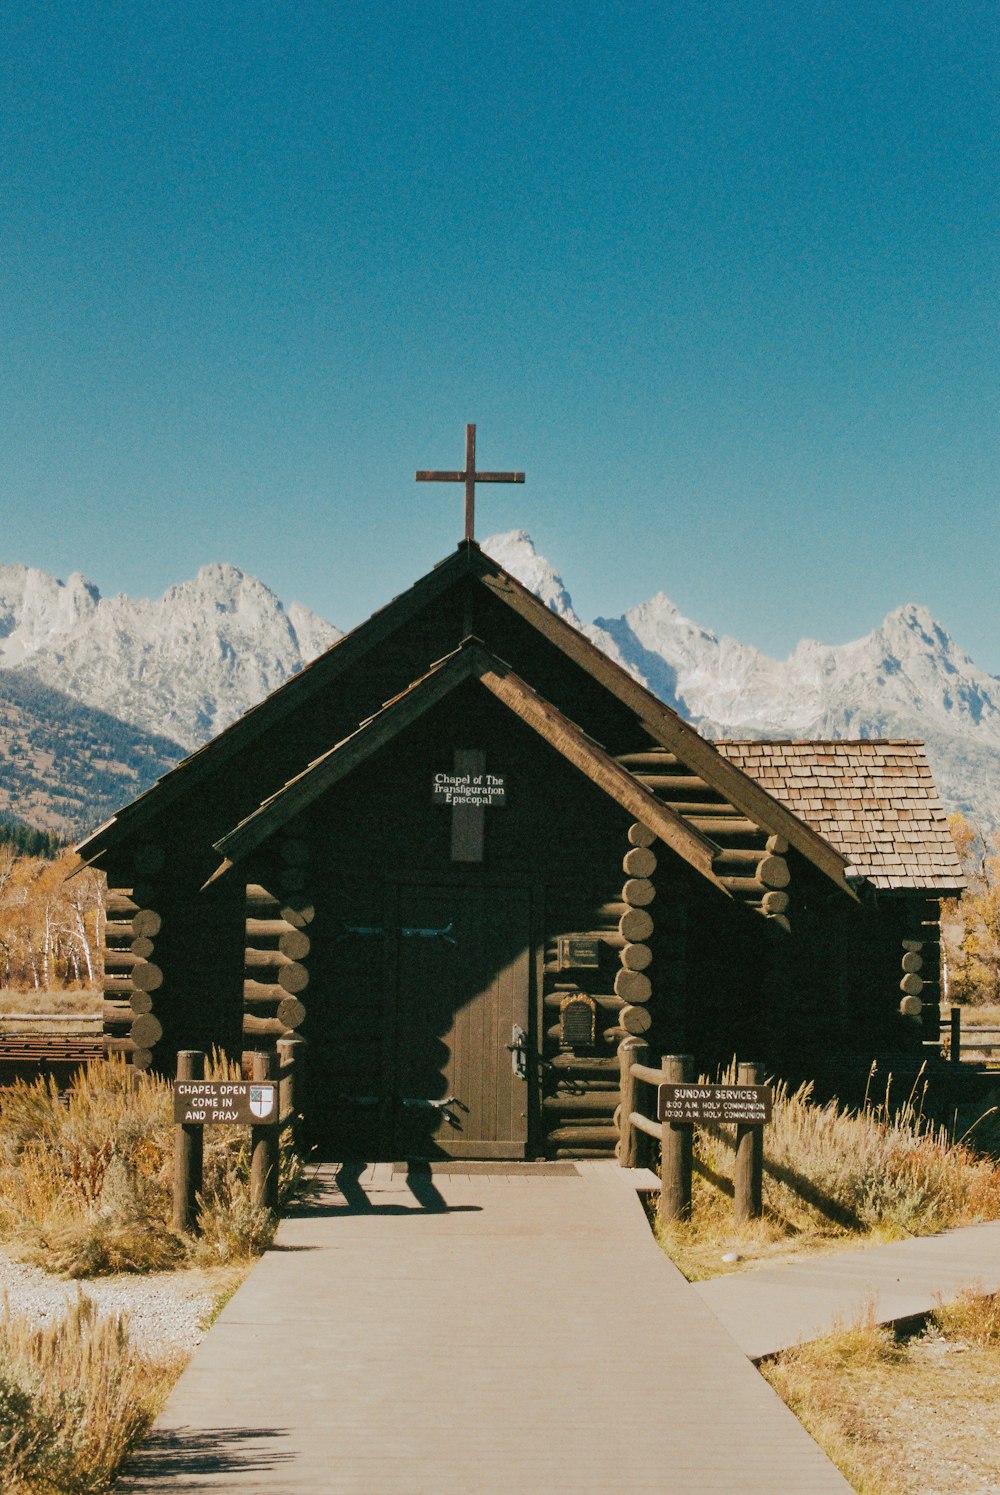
933;1007;1000;1067
0;1035;104;1064
618;1045;766;1225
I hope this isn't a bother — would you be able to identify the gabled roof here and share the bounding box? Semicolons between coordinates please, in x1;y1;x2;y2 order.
714;740;965;893
75;541;860;899
211;639;730;896
75;544;478;861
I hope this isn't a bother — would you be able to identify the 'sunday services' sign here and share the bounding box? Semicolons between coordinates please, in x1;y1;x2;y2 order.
657;1083;772;1126
174;1081;278;1126
433;771;507;808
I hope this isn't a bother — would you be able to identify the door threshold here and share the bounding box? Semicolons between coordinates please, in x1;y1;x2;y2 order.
392;1160;579;1176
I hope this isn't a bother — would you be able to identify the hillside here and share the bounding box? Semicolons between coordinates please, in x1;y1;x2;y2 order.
0;669;184;837
0;562;341;749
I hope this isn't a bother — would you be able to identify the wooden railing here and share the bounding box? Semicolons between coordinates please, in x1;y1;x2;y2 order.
0;1012;104;1070
618;1043;764;1224
933;1006;1000;1067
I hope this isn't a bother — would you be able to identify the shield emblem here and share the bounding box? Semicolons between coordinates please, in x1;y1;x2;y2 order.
249;1084;274;1119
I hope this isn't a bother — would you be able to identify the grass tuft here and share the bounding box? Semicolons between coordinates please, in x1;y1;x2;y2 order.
657;1064;1000;1279
762;1288;1000;1494
0;1293;182;1493
931;1285;1000;1346
762;1311;904;1495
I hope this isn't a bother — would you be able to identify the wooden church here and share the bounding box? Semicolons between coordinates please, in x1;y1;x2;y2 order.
75;429;965;1159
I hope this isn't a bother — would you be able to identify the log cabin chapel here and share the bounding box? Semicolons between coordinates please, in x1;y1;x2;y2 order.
74;427;965;1160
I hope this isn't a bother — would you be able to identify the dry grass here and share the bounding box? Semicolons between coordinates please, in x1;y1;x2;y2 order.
0;1055;302;1276
0;1293;183;1493
0;990;102;1017
957;1003;1000;1028
931;1283;1000;1345
657;1067;1000;1281
762;1293;1000;1495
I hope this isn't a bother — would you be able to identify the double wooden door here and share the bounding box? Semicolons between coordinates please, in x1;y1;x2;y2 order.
317;883;532;1159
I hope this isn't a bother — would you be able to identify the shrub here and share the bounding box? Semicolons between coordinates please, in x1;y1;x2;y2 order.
0;1294;181;1492
658;1063;1000;1276
0;1053;300;1276
932;1286;1000;1346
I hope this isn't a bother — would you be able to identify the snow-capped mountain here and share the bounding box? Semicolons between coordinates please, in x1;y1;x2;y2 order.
1;536;997;834
0;562;342;750
483;530;1000;827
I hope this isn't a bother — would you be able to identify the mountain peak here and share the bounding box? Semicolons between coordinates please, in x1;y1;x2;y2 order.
482;530;582;627
493;538;999;825
2;539;997;833
0;560;342;749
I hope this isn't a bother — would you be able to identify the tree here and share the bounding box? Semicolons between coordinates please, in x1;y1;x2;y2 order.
945;814;1000;1006
0;850;104;991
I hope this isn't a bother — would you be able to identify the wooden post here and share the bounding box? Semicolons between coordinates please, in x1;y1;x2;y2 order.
173;1050;204;1235
950;1005;961;1068
734;1060;764;1224
277;1033;307;1150
251;1050;280;1212
617;1037;650;1168
658;1054;694;1224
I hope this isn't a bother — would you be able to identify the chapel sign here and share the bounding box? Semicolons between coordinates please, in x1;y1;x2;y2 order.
433;771;507;808
657;1082;773;1126
173;1081;279;1126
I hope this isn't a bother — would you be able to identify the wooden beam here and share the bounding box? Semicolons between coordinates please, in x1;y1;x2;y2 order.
474;656;724;886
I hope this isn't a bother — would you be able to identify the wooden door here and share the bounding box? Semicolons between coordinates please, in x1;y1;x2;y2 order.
393;885;532;1159
306;882;395;1157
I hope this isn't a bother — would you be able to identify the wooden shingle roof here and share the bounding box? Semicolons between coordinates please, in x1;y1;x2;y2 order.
713;740;964;892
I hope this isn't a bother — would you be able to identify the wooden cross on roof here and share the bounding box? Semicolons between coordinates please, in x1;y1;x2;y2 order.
416;424;524;543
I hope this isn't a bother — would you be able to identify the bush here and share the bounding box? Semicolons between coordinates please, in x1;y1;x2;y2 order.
0;1054;300;1276
0;1294;180;1492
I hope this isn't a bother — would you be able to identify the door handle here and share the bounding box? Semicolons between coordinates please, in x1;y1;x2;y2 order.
400;1095;468;1130
401;1096;469;1113
507;1025;529;1080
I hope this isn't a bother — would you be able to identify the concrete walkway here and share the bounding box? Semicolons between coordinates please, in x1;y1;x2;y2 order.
119;1162;850;1493
695;1218;1000;1361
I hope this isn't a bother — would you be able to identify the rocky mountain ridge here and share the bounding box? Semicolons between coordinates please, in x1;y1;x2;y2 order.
1;540;997;835
0;562;341;750
484;530;1000;828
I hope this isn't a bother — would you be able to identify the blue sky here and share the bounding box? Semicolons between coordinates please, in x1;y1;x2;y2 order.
2;2;997;668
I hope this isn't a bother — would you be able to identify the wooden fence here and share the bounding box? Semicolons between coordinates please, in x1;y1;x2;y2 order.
935;1006;1000;1067
618;1043;765;1223
0;1010;103;1071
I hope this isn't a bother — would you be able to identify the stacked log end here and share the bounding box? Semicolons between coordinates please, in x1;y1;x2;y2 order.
603;833;658;1048
616;751;791;928
543;828;661;1158
898;932;925;1018
101;852;165;1070
243;839;313;1046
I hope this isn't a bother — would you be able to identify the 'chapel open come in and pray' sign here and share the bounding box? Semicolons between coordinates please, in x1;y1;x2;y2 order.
173;1082;279;1126
432;771;507;808
657;1083;773;1126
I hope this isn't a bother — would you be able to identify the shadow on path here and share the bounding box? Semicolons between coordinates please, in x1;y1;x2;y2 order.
118;1426;293;1486
283;1160;481;1219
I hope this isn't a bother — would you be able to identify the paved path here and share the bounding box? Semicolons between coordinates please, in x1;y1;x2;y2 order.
695;1219;1000;1361
120;1161;850;1493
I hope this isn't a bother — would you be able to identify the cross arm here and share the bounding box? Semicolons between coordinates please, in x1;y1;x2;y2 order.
414;471;525;483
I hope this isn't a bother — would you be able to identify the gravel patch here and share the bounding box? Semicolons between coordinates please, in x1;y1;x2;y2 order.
0;1248;225;1354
